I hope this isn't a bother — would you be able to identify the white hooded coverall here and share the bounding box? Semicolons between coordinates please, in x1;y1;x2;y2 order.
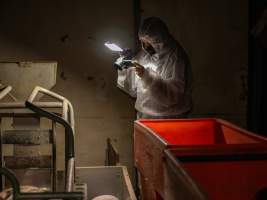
117;18;193;118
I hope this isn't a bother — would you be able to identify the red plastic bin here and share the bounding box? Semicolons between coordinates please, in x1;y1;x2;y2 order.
134;118;267;200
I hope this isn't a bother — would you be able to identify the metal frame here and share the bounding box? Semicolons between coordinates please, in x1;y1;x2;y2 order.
51;121;57;192
0;86;77;195
0;108;58;192
28;86;75;133
0;85;75;132
0;86;12;100
0;85;17;101
25;101;75;192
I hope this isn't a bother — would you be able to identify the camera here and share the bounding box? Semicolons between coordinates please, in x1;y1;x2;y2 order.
114;57;133;70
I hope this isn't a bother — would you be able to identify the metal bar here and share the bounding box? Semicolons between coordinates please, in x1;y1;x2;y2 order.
65;125;69;187
133;0;141;51
0;86;12;100
0;168;21;197
0;111;61;118
68;103;75;134
27;86;75;132
28;86;65;103
0;128;3;190
62;100;68;122
52;121;57;192
17;192;83;199
0;102;63;108
65;158;75;192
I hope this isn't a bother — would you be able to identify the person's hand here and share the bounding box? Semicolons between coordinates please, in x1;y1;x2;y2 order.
133;61;145;77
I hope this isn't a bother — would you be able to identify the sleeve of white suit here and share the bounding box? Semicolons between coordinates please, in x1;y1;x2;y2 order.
141;55;186;106
117;67;137;98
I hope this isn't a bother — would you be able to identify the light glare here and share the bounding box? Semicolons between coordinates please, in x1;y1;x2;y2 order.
104;42;123;52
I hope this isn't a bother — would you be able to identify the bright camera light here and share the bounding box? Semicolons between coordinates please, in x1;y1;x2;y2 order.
104;42;123;52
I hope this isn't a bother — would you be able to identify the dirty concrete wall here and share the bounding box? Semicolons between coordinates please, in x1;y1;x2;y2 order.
0;0;136;179
141;0;248;126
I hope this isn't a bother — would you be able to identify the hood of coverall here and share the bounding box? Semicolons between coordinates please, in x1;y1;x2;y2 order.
138;17;176;58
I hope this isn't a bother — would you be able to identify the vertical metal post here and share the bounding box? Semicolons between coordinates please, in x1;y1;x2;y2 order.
0;119;3;191
133;0;141;52
52;121;57;192
132;0;142;193
247;0;267;135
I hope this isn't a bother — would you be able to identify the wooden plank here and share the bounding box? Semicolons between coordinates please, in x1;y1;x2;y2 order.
105;138;120;166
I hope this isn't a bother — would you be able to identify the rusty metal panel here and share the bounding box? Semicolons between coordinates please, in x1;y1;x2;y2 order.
2;130;52;145
4;155;52;168
1;144;51;158
13;144;51;157
0;62;57;101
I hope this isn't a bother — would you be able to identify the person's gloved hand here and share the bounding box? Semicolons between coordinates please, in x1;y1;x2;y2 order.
133;61;145;77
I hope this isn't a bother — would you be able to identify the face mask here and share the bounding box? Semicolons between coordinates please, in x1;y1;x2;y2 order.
141;41;156;56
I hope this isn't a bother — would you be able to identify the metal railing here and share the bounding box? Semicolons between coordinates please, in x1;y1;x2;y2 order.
0;86;78;196
0;86;17;101
0;86;75;132
25;101;75;192
28;86;75;133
